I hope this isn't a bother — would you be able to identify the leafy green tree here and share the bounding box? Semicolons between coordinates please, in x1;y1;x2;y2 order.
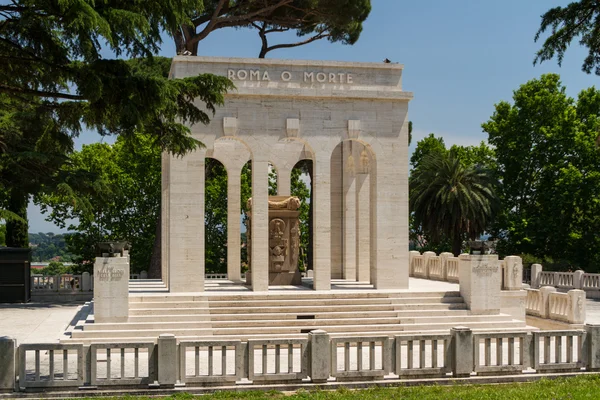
38;261;72;276
38;133;161;273
535;1;600;75
410;134;446;169
1;2;232;154
410;152;499;256
29;233;74;262
291;167;311;270
173;0;372;57
482;73;600;270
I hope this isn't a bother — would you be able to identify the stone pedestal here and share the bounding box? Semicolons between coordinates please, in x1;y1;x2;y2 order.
246;196;302;286
93;255;130;323
458;254;501;315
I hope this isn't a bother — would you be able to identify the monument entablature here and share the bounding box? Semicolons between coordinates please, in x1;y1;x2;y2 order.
163;56;413;292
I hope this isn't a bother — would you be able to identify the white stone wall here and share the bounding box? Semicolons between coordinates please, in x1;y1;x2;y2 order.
164;57;413;291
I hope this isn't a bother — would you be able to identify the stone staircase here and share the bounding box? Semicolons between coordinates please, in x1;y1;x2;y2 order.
66;290;528;343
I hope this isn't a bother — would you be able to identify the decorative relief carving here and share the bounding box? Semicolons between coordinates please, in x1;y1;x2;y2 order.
269;218;288;271
290;220;299;270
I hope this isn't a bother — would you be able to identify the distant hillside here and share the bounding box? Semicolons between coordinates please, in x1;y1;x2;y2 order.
28;232;74;262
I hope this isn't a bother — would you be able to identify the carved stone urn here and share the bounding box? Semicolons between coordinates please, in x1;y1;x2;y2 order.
246;196;302;285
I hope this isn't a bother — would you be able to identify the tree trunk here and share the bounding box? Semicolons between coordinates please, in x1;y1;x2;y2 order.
5;190;28;248
451;235;462;257
147;212;161;279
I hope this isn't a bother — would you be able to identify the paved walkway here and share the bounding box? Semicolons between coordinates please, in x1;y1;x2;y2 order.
0;302;84;343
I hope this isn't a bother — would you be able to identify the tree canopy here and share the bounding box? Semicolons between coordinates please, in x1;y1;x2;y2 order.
482;73;600;270
173;0;371;57
535;0;600;76
410;152;499;256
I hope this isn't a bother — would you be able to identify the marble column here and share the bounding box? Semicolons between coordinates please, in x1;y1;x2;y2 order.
251;159;270;291
313;152;331;290
167;149;205;292
342;142;357;280
330;147;343;279
227;169;241;282
355;171;370;282
370;141;408;289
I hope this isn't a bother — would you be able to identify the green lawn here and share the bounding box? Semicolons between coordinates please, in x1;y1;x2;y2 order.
87;375;600;400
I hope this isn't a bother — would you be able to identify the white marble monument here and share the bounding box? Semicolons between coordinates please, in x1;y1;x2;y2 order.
162;57;413;292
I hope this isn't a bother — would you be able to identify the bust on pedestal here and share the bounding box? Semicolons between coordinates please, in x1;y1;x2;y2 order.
246;196;302;286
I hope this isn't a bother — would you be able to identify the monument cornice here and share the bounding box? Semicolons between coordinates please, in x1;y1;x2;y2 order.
226;87;414;101
171;56;405;70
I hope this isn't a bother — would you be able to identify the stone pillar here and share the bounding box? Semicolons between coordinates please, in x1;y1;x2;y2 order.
585;324;600;371
309;330;330;383
227;170;242;282
342;142;356;281
409;250;420;276
370;143;408;289
161;152;170;287
330;146;343;279
93;255;129;323
451;327;473;377
574;270;584;289
0;337;16;391
503;256;523;290
277;167;291;197
251;160;269;291
422;251;436;279
355;172;370;282
157;334;177;387
140;270;148;279
540;286;557;318
568;289;586;324
81;271;91;292
531;263;542;289
458;254;501;315
440;252;453;281
313;152;331;290
167;150;205;292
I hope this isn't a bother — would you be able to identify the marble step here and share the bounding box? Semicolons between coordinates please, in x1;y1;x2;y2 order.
84;314;514;331
128;302;468;315
65;325;535;345
70;319;525;340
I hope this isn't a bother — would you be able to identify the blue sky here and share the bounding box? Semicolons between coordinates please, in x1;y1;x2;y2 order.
28;0;600;233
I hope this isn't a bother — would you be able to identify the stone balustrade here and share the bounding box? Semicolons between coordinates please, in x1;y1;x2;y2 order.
530;266;600;299
4;326;600;393
525;287;586;325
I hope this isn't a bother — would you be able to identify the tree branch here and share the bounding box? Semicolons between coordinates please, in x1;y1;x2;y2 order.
263;32;331;56
0;84;84;101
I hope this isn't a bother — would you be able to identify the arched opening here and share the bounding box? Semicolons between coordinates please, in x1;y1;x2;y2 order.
330;140;375;282
204;158;228;273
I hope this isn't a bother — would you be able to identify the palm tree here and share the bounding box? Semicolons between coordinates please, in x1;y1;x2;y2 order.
410;152;499;256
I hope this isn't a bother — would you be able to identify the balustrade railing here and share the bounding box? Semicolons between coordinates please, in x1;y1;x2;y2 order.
7;326;600;392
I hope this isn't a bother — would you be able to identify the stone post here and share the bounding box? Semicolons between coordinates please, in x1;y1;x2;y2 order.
158;334;177;387
440;252;452;281
422;251;436;279
531;264;543;289
451;327;473;377
140;270;148;279
585;324;600;371
309;330;330;383
539;286;557;318
227;170;242;282
81;272;91;292
313;152;331;291
93;255;129;323
0;337;16;392
503;256;523;290
573;270;584;290
458;254;501;314
568;289;586;324
408;251;420;276
251;159;270;291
